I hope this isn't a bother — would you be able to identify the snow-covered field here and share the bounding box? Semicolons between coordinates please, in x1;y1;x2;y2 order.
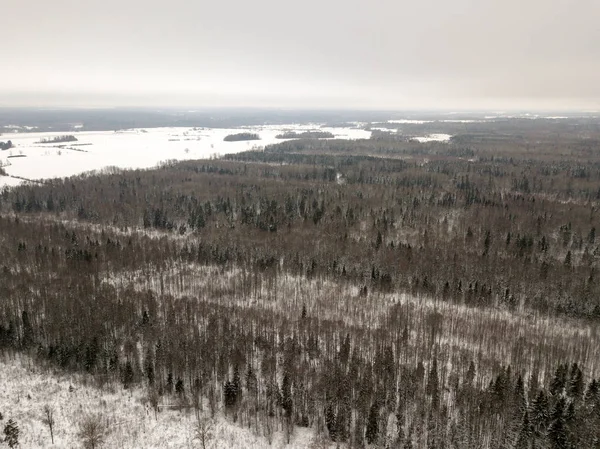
0;355;331;449
411;133;452;143
372;129;453;142
0;125;370;188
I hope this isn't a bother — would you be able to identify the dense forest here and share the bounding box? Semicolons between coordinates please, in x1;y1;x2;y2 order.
223;133;261;142
36;135;78;144
276;131;335;139
1;119;600;447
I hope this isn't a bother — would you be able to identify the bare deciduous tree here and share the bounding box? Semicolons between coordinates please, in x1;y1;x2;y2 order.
78;414;107;449
193;415;214;449
42;405;55;444
148;389;160;420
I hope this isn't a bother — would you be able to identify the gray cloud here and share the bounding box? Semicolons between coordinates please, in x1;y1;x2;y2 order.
1;0;599;109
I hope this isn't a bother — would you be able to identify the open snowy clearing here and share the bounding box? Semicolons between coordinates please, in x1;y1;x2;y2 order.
0;355;333;449
0;124;370;187
411;133;452;143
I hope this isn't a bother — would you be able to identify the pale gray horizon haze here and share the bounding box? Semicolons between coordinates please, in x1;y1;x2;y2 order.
2;0;599;110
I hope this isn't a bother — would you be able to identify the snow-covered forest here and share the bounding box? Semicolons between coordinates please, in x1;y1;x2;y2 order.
1;115;600;447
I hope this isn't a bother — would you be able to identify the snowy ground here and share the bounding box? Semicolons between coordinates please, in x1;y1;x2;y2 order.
371;129;454;142
0;355;331;449
0;124;370;188
411;133;452;143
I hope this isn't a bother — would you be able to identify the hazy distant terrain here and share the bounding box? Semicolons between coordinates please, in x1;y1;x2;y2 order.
3;108;597;186
0;108;400;133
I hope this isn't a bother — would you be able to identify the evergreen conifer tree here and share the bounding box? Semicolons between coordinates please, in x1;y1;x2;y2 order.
366;402;379;445
3;419;19;448
548;397;567;449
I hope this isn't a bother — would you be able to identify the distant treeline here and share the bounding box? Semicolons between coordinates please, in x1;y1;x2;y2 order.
223;133;260;142
0;140;13;150
275;131;334;139
37;135;78;144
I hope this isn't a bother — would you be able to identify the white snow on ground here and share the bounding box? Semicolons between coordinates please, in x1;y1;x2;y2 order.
438;119;482;123
0;125;371;186
0;355;332;449
484;114;539;119
389;119;488;124
250;124;370;140
388;115;578;123
370;127;398;133
411;133;452;143
387;119;432;124
2;125;39;131
0;176;25;189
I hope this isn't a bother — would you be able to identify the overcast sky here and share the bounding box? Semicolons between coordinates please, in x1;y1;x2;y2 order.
1;0;599;110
